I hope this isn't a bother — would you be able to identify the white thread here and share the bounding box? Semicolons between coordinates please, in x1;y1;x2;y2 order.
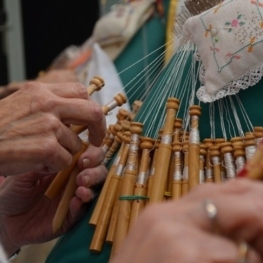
137;171;148;185
173;151;182;181
211;156;220;166
224;152;236;179
183;166;189;180
245;145;256;160
235;156;246;173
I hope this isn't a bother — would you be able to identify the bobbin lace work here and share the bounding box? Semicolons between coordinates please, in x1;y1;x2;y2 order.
197;62;263;103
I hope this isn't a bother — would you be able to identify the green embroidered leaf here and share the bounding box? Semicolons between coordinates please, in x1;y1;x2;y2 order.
225;22;231;25
214;37;219;43
239;21;245;26
228;29;232;33
237;14;242;19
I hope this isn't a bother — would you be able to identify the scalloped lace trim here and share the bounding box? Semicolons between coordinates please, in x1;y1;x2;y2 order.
196;63;263;103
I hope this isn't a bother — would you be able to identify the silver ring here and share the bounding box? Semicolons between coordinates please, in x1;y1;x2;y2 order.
237;241;249;263
203;199;219;233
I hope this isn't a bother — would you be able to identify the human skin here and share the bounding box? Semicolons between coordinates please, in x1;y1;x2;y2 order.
0;69;80;99
0;145;108;257
111;179;263;263
0;81;106;176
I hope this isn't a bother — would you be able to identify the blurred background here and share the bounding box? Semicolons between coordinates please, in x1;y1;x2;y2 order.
0;0;100;85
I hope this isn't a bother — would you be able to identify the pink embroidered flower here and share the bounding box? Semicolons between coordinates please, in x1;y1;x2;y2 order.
231;19;239;27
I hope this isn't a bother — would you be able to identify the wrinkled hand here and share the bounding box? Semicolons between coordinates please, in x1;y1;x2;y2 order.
111;179;263;263
0;81;106;175
0;69;79;100
36;69;79;83
0;145;108;257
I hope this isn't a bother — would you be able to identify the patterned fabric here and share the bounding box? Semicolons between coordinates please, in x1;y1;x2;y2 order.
183;0;263;102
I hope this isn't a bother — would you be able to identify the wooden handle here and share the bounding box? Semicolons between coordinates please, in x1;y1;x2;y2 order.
111;122;143;256
149;98;180;203
52;165;79;233
89;136;126;226
188;105;201;190
45;142;88;199
89;141;130;252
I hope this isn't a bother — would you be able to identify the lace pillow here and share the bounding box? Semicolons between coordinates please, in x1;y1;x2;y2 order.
183;0;263;102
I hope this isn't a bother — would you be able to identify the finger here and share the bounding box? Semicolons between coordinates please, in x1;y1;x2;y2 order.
75;187;96;203
55;122;82;155
46;82;89;99
177;179;263;257
117;215;261;263
64;196;87;231
0;137;73;175
56;99;106;146
77;145;106;169
173;226;261;263
76;164;107;189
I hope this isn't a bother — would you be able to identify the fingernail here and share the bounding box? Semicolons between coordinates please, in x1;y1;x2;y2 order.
85;176;90;187
83;158;90;168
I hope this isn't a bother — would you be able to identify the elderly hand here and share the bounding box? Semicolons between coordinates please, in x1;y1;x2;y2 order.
0;145;108;257
36;69;79;83
0;81;106;176
111;179;263;263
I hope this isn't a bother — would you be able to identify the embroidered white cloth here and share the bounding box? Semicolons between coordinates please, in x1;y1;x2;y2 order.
183;0;263;102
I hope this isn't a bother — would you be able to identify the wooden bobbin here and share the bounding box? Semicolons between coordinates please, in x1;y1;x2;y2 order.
90;132;131;252
87;76;105;95
243;137;263;180
220;142;236;179
102;93;127;115
70;76;105;135
102;131;123;166
210;145;222;183
167;118;183;193
173;118;183;143
116;108;132;122
101;124;118;153
243;133;256;161
146;138;160;201
199;144;207;184
182;141;189;196
172;142;182;200
180;130;189;142
254;126;263;146
214;138;227;181
89;132;129;227
45;141;88;199
111;122;143;257
203;138;214;183
52;165;80;233
51;140;89;233
149;98;180;203
188;105;201;190
105;129;135;243
233;142;246;174
130;100;143;120
129;136;154;228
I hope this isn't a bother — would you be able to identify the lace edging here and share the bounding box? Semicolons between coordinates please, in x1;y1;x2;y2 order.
196;63;263;103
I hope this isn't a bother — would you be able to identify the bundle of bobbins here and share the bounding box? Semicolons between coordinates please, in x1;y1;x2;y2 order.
86;94;263;259
43;76;128;233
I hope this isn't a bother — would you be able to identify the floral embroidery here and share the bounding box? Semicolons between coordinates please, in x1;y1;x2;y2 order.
225;13;245;32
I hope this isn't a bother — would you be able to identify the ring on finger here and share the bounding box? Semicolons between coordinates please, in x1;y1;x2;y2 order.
203;199;219;233
237;241;249;263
